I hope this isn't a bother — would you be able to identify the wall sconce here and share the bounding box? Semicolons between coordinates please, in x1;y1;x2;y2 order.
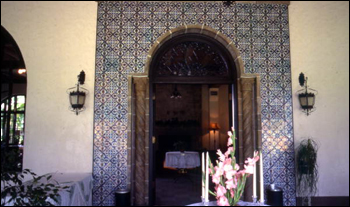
209;123;220;150
67;71;88;115
209;123;220;133
298;73;317;116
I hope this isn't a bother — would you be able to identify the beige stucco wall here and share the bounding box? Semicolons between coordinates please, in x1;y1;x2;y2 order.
290;1;349;197
1;1;97;175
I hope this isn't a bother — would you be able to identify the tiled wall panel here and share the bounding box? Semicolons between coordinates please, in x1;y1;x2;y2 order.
94;2;295;206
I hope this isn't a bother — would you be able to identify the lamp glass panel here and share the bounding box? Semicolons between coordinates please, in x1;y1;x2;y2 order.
308;96;315;106
78;94;85;105
299;96;307;107
70;94;78;106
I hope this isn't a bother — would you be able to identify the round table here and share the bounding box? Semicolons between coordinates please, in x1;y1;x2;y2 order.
165;151;200;169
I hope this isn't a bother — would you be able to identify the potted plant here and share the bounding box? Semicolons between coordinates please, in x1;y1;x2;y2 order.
296;138;319;206
1;151;69;206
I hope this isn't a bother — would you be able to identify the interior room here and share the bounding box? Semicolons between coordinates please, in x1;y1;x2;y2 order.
154;84;231;205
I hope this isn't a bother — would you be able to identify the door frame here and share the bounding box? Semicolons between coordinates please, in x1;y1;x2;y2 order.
128;25;262;206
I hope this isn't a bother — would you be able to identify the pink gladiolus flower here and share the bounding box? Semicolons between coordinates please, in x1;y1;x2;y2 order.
223;158;233;172
216;185;227;197
224;147;233;157
217;196;230;206
228;131;233;137
215;162;225;176
212;173;221;185
227;137;233;147
235;164;240;171
230;189;235;198
254;150;259;157
217;150;226;162
225;179;237;190
236;170;245;178
245;152;259;166
225;169;237;180
209;129;259;206
244;164;255;174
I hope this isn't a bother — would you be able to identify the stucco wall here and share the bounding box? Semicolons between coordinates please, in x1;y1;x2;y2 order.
290;1;349;197
1;1;97;175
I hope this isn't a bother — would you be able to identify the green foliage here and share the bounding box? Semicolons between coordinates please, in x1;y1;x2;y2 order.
296;138;319;198
1;151;69;206
1;148;22;172
1;169;69;206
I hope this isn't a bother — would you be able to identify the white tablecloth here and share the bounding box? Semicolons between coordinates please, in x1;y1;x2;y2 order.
1;172;93;206
53;173;93;206
165;151;200;169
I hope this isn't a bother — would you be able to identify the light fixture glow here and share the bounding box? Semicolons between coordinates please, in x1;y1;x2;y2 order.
18;69;26;74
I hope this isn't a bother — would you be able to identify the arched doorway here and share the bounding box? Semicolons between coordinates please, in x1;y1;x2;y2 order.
1;26;27;172
128;25;262;206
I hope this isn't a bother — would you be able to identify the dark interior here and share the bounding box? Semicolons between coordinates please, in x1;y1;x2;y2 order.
153;84;232;205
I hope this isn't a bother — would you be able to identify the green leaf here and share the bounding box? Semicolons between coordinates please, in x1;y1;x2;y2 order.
209;189;216;197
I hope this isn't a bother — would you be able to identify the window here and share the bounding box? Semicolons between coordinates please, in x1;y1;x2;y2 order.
1;95;26;171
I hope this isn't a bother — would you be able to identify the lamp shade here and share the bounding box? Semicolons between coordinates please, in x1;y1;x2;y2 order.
69;91;86;109
209;123;220;131
298;92;315;110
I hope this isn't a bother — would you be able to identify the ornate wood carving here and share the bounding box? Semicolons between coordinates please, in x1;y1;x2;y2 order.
150;34;237;84
155;41;229;78
133;77;149;206
241;78;256;202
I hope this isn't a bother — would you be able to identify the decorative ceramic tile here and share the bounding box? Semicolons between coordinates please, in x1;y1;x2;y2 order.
94;1;296;206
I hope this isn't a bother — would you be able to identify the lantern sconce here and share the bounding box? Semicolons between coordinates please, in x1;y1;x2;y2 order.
67;71;88;115
298;73;317;116
209;123;220;150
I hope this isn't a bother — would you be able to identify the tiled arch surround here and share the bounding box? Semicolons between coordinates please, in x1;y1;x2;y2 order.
128;25;261;206
94;1;296;206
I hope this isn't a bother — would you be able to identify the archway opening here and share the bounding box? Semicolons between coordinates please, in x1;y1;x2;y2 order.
128;25;261;206
1;26;27;172
150;33;237;206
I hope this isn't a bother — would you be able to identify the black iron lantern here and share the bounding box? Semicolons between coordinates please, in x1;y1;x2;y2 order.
298;73;317;116
67;71;88;115
69;91;86;111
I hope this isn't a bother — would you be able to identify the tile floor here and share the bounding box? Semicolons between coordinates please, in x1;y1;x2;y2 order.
155;169;215;206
